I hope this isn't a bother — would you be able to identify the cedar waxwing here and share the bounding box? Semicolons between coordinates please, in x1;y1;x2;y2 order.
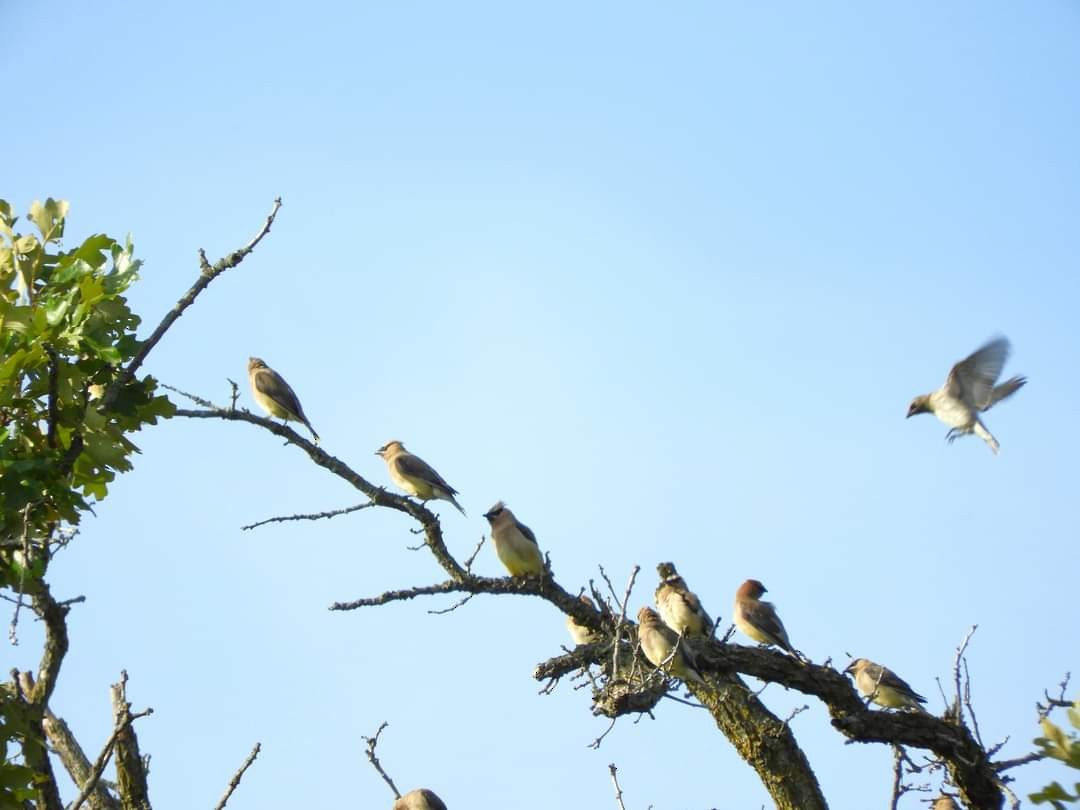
393;788;447;810
906;336;1026;455
482;501;543;577
733;579;796;655
655;562;714;637
566;595;601;645
375;441;465;515
931;795;960;810
844;658;928;712
636;606;707;687
247;357;319;442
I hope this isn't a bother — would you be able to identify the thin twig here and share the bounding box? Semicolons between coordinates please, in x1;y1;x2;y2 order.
952;625;977;726
428;593;476;615
587;718;618;750
889;745;907;810
213;742;261;810
463;535;487;573
608;763;628;810
242;502;375;531
362;722;401;799
610;565;640;680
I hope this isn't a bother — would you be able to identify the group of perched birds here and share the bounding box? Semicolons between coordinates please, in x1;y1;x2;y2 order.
246;337;1026;808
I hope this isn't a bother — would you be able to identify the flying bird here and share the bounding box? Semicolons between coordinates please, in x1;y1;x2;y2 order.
655;562;714;637
636;606;707;687
247;357;319;442
483;501;544;577
393;788;448;810
733;579;796;656
376;440;465;515
566;594;602;645
906;336;1026;454
844;657;928;712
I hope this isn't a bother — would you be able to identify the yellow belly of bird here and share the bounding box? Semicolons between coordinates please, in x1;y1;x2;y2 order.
253;389;292;420
390;470;435;500
871;685;912;709
661;599;706;636
494;537;543;577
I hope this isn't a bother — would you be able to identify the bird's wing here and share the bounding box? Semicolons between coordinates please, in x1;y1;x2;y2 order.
878;666;926;702
395;453;458;495
945;337;1010;409
255;369;305;418
745;601;790;649
515;520;540;547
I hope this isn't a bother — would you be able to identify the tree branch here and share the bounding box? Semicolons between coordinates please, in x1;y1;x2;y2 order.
105;198;281;409
212;743;261;810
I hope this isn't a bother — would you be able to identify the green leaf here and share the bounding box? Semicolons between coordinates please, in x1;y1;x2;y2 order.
27;198;69;243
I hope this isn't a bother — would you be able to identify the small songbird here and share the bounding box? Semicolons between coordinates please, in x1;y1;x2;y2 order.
636;606;707;686
393;788;448;810
247;357;319;442
376;440;465;515
483;501;544;577
655;562;714;637
906;336;1026;455
566;594;602;645
931;795;960;810
733;579;796;655
844;658;928;712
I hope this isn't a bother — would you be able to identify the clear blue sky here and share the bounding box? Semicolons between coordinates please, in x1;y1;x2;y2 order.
5;2;1080;807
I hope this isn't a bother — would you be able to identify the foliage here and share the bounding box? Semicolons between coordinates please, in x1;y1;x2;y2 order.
1031;699;1080;807
0;198;174;803
0;198;174;569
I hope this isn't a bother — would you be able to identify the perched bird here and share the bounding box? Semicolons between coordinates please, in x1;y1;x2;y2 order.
844;658;928;712
376;441;465;515
247;357;319;442
931;795;960;810
393;788;448;810
566;594;602;645
654;562;714;637
636;606;706;686
483;501;544;577
733;579;796;655
906;336;1026;455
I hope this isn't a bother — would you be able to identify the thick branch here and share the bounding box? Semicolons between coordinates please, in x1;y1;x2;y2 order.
109;674;153;810
43;709;121;810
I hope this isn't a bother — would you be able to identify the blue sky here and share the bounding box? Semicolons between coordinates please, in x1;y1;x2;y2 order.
5;1;1080;807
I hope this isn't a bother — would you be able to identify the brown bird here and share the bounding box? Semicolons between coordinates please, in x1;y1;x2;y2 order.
844;658;928;712
376;440;465;515
393;788;448;810
931;795;960;810
733;579;795;655
483;501;544;577
906;336;1026;454
654;562;714;637
247;357;319;442
636;606;707;686
566;595;602;645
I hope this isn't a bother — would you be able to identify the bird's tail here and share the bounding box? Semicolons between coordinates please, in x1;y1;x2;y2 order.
449;495;467;516
303;419;320;444
973;420;999;455
986;375;1027;410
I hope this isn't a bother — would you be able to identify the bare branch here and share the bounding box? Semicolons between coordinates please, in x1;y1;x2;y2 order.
213;743;261;810
70;678;153;810
43;708;120;810
362;722;401;799
107;198;282;406
608;763;628;810
241;502;375;531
